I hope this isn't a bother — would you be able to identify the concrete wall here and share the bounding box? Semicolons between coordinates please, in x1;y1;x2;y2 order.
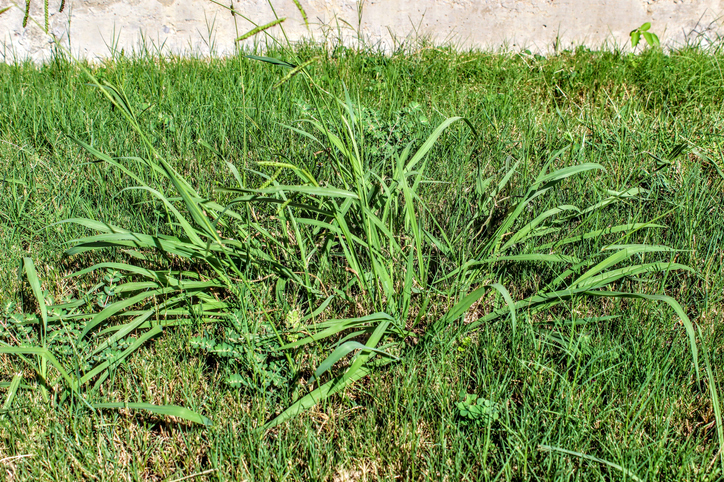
2;0;724;62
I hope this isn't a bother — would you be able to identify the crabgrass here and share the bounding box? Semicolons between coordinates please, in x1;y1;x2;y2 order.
1;42;724;480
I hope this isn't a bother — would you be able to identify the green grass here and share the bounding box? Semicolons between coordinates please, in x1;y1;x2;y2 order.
1;40;724;480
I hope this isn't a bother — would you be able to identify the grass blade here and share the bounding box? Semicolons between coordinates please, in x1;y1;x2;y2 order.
539;445;642;481
22;258;47;333
265;366;372;430
313;341;399;382
92;402;212;426
1;373;23;417
245;54;295;69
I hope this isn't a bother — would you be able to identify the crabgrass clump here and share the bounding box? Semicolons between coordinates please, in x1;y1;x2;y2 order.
8;63;702;433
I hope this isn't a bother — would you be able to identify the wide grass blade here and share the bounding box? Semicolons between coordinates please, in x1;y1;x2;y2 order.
313;341;399;382
264;365;373;430
470;289;700;379
81;326;164;386
0;347;75;390
1;373;23;417
245;54;295;69
699;325;724;473
280;313;397;350
22;258;47;333
92;402;212;426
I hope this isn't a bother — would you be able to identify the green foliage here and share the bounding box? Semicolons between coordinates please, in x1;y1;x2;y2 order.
456;335;472;353
630;22;661;49
189;310;293;393
456;393;501;427
349;102;430;160
1;15;724;475
0;48;712;437
0;259;209;424
31;65;701;434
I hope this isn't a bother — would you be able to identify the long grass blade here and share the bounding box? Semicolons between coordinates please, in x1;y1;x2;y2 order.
539;445;642;481
313;341;399;382
92;402;212;426
1;373;23;417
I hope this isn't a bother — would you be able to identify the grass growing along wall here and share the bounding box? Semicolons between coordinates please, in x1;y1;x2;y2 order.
0;41;723;479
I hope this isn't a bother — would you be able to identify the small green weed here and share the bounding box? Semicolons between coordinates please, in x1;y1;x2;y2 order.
630;23;661;49
456;393;501;427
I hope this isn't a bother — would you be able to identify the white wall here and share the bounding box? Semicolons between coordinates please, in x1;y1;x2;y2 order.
2;0;723;62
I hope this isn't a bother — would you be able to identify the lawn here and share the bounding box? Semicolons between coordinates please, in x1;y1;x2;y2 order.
0;41;723;480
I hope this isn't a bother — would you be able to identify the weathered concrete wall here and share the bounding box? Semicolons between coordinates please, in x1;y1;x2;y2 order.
1;0;723;62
